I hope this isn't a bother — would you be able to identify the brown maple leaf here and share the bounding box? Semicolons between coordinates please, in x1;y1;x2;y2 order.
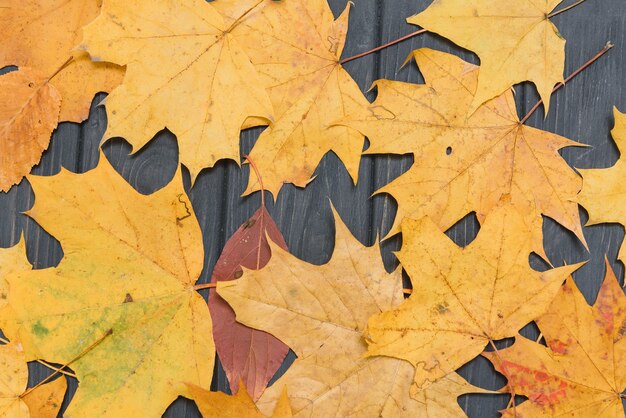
486;260;626;417
209;206;290;400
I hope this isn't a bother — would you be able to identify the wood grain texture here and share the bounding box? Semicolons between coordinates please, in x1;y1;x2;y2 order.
1;0;625;416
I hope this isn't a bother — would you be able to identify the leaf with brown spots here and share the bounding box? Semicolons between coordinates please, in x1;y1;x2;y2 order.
364;204;582;393
0;68;61;192
485;260;626;417
209;207;290;400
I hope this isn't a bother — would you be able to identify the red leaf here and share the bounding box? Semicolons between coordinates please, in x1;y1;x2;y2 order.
209;206;290;400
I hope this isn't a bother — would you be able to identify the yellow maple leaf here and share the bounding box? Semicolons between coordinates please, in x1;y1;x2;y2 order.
81;0;274;181
0;341;66;418
0;0;124;122
0;68;61;192
365;204;582;392
343;49;585;252
3;155;214;417
409;0;567;112
0;237;31;325
218;208;487;417
486;260;626;417
214;0;369;195
185;382;292;418
577;108;626;261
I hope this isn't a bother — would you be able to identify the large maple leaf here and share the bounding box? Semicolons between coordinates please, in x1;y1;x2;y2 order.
0;68;61;192
0;0;124;122
3;156;214;417
214;0;369;195
486;260;626;417
409;0;567;112
365;204;581;392
81;0;274;181
209;206;290;400
343;49;585;251
0;341;67;418
218;208;487;417
577;108;626;261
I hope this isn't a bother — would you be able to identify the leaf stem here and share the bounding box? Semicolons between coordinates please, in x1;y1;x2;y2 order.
194;283;217;290
547;0;589;19
520;42;613;124
244;155;265;211
20;329;112;398
488;339;518;415
340;29;427;65
47;56;74;84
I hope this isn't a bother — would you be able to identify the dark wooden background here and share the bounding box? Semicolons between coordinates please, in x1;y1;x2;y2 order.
1;0;625;416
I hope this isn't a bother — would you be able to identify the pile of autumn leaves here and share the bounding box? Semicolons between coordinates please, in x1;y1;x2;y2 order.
0;0;625;417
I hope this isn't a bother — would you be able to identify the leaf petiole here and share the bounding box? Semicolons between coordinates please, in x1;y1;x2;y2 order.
520;42;613;124
340;29;427;65
19;329;112;398
548;0;589;19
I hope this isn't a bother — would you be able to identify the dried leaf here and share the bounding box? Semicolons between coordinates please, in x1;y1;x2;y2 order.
215;0;368;195
209;207;290;400
185;382;292;418
578;108;626;261
218;208;476;417
0;68;61;192
343;49;585;252
0;341;66;418
4;155;214;417
365;204;582;391
409;0;566;112
81;0;273;181
485;260;626;416
0;0;124;122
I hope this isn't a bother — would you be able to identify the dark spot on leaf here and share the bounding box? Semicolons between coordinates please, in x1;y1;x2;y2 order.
32;321;49;337
446;146;452;155
435;302;449;314
243;218;256;229
124;293;133;303
233;270;244;279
